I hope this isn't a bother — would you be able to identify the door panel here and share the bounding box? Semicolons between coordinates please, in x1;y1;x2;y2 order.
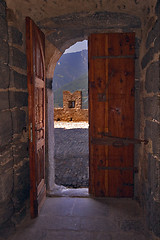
26;17;46;218
89;33;135;197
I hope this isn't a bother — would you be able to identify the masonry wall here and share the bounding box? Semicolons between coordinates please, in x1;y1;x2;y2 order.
139;1;160;237
0;1;29;237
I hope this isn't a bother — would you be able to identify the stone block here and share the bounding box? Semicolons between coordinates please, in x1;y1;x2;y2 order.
0;38;8;63
146;20;159;49
0;1;6;18
0;156;13;175
8;26;23;46
11;108;26;134
0;110;12;147
154;34;160;53
0;91;9;111
13;161;30;211
148;154;160;199
12;206;27;225
134;81;140;137
12;70;27;89
151;201;160;237
0;0;6;6
0;62;10;89
13;141;29;165
145;61;160;93
11;47;27;70
143;96;160;121
0;16;7;41
155;0;160;16
141;47;154;69
145;120;160;155
135;59;140;79
0;219;15;239
0;199;14;225
0;169;13;202
135;37;141;59
10;91;28;108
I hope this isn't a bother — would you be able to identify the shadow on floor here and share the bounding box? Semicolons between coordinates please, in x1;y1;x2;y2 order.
7;193;152;240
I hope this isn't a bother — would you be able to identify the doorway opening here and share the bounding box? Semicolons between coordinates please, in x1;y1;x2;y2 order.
52;40;89;196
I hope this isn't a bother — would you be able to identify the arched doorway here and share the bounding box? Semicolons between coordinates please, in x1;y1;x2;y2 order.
26;10;142;214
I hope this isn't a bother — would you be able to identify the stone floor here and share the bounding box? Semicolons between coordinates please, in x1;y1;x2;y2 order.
8;194;152;240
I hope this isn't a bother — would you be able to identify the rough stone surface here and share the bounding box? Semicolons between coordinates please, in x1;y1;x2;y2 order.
0;199;14;225
8;26;23;46
54;91;88;121
11;47;27;70
145;120;159;155
143;96;160;121
0;38;8;63
145;61;160;93
154;34;160;53
0;1;5;18
0;62;10;89
0;219;15;239
45;11;141;51
12;141;28;165
0;149;13;174
146;19;159;49
63;91;82;110
13;161;30;212
12;109;26;134
151;201;160;237
0;169;13;202
155;0;160;16
54;122;89;188
0;110;12;146
0;91;9;111
141;47;154;69
0;15;7;40
10;91;28;108
54;108;88;122
141;5;160;237
12;70;27;89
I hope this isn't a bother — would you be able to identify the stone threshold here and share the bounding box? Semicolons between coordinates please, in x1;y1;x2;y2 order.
47;185;89;198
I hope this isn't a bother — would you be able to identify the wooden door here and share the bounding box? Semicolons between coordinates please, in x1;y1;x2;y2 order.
89;33;135;197
26;17;46;218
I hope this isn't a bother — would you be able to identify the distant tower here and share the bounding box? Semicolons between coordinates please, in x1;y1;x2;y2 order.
63;91;82;110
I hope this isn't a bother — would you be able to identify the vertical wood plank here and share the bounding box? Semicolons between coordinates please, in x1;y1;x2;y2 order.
89;34;109;196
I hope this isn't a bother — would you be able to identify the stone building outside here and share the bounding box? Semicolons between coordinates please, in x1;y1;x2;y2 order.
54;90;88;121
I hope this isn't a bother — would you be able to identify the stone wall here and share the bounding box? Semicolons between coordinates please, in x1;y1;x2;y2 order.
139;1;160;238
0;2;29;238
54;91;88;121
0;1;14;237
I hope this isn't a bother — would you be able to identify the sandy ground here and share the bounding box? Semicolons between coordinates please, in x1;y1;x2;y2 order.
54;121;89;129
